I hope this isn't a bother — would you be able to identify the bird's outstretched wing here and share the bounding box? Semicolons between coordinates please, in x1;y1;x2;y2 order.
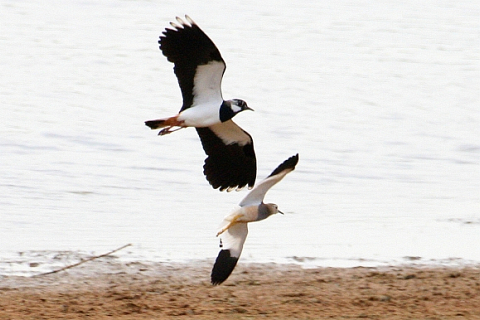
159;16;225;111
239;154;299;207
196;121;256;191
211;222;248;285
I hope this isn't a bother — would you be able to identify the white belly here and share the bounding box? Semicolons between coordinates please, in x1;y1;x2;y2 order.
224;206;259;223
178;103;222;127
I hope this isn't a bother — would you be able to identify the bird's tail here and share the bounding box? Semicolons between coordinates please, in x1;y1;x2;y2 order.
145;119;167;129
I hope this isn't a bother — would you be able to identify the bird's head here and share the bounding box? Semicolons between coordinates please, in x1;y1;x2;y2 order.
268;203;284;215
257;203;284;221
220;99;253;122
231;99;253;113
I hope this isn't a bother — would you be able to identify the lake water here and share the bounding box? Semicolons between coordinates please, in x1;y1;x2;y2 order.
1;0;479;276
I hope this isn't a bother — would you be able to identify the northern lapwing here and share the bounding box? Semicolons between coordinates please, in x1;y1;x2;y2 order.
145;16;256;192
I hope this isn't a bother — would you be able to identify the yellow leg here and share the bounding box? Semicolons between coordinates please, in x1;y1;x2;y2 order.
216;214;243;237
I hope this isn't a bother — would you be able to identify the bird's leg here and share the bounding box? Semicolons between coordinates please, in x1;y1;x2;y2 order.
158;126;185;136
216;214;243;237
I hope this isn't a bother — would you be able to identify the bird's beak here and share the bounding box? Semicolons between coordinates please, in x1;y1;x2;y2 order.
246;106;254;111
278;210;284;215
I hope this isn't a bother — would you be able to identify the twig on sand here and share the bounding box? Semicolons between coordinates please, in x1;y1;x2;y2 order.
33;243;132;277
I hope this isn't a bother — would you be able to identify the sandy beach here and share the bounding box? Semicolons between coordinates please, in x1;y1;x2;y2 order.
1;260;479;319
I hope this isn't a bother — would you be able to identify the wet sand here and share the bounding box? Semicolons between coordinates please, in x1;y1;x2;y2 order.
1;260;479;319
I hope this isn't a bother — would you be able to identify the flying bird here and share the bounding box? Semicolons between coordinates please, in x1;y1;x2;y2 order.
145;15;256;192
211;154;299;285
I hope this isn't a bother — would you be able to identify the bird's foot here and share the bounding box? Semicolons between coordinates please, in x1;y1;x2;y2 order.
216;214;242;237
158;126;184;136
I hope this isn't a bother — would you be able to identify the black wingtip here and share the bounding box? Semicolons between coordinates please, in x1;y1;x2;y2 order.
267;153;299;178
211;250;239;285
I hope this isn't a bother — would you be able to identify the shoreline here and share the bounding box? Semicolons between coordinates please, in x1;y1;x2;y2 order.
2;246;478;278
1;260;479;319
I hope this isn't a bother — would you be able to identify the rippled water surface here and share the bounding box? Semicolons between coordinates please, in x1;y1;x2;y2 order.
1;0;479;275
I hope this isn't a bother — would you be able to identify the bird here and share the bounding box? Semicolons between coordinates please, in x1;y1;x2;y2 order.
145;15;256;192
211;154;299;285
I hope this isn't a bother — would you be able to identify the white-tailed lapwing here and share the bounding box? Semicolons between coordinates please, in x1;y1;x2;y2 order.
211;154;299;285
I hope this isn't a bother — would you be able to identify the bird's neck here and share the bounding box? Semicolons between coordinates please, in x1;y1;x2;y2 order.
219;100;235;122
256;203;273;221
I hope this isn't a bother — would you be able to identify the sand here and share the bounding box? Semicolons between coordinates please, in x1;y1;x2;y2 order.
0;260;479;319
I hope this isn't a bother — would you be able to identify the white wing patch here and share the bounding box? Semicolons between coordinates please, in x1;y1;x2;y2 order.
209;120;251;146
192;61;225;106
219;223;248;259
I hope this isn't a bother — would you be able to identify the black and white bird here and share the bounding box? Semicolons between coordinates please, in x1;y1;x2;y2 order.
145;15;256;192
211;154;299;285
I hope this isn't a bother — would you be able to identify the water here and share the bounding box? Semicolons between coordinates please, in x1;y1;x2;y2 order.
1;0;479;276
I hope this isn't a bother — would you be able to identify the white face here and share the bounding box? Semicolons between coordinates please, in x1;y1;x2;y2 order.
231;103;242;113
